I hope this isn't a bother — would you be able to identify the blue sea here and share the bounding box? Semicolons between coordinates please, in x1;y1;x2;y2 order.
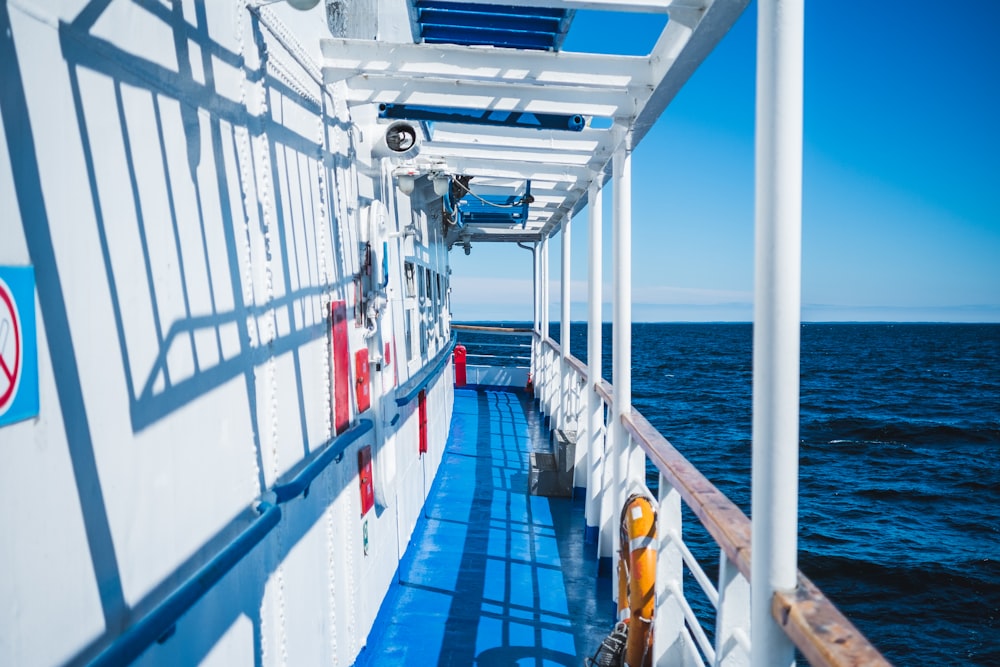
470;322;1000;666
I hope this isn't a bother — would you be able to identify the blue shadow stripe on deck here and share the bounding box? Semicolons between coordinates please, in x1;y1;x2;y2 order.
354;388;614;666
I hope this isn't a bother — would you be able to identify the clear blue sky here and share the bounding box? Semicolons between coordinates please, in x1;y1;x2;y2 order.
448;0;1000;322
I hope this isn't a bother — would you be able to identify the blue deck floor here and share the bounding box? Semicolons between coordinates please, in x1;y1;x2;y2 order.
355;387;615;666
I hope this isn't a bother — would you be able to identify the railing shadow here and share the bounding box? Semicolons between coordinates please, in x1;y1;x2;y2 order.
60;1;353;439
356;388;614;665
2;0;371;663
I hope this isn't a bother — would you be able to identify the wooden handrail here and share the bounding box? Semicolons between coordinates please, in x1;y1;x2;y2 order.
774;573;893;667
622;410;753;579
452;323;532;334
624;410;891;667
547;347;892;667
540;336;560;355
596;378;613;404
564;352;588;379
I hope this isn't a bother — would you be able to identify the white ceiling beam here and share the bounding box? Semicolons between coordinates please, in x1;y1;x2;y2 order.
340;76;636;118
424;142;607;167
322;39;652;88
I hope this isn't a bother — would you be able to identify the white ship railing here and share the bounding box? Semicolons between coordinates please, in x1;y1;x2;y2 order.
452;324;533;388
529;333;891;667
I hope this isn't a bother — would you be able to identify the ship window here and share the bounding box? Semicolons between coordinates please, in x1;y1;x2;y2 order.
405;309;414;362
418;269;429;356
404;261;416;298
420;311;428;357
353;275;364;327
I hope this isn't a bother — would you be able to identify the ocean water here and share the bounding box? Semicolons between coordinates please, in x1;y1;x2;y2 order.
463;322;1000;666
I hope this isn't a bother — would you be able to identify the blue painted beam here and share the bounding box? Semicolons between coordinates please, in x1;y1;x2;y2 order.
422;26;555;50
417;1;566;19
418;8;562;33
379;103;585;132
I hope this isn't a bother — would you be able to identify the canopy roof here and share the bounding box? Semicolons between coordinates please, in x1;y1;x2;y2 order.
321;0;749;244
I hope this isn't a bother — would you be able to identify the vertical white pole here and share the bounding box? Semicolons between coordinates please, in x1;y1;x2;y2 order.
586;182;604;548
611;138;633;565
533;241;540;334
541;236;551;417
752;1;803;666
560;218;572;432
532;241;540;389
542;236;550;340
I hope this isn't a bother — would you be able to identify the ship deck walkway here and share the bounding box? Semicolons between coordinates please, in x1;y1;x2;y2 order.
354;387;615;666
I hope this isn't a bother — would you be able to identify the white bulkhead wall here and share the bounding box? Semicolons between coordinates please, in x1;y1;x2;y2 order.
0;1;451;665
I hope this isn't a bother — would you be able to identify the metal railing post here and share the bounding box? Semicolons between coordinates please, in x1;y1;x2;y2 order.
598;398;616;569
752;0;804;665
654;473;689;664
560;217;571;433
716;550;752;666
540;236;551;417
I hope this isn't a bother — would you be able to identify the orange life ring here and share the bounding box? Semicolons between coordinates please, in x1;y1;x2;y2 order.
617;494;657;667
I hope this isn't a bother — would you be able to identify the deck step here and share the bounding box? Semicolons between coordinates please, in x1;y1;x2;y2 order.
529;429;576;497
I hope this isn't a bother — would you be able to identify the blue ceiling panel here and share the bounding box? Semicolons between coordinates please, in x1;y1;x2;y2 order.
414;0;574;52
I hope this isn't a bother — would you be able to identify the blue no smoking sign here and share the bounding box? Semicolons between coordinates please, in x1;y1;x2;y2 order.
0;266;38;427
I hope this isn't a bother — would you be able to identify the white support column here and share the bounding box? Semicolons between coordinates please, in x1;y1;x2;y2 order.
611;138;634;566
541;236;550;340
541;236;551;417
529;241;542;399
532;241;541;390
586;182;605;549
533;241;540;334
751;1;804;666
560;217;572;433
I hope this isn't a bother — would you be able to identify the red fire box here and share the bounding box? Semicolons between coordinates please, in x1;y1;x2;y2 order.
355;349;371;414
331;301;350;435
358;444;374;517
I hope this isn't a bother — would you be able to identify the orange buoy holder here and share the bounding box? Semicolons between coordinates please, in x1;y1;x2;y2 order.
617;493;658;667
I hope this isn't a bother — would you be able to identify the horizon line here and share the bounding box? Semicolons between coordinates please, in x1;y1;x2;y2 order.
453;319;1000;325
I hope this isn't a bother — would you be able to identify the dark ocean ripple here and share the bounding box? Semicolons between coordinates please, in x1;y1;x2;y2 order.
552;322;1000;666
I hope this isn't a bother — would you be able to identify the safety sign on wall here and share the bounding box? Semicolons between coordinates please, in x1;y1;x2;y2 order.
0;266;38;427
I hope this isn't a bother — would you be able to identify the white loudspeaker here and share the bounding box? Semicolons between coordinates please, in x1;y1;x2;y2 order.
372;121;421;160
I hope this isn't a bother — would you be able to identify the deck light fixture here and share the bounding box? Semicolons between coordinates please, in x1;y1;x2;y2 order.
433;174;451;197
397;174;415;195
